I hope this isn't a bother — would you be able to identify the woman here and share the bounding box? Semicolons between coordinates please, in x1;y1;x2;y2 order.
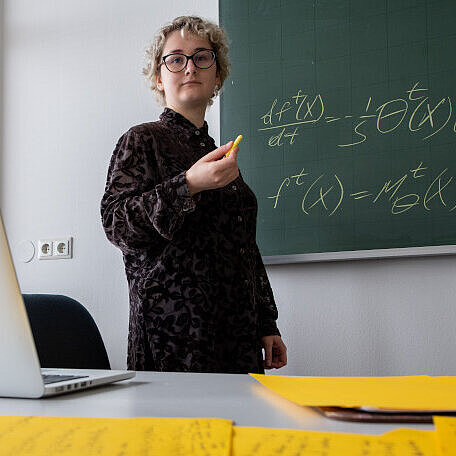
101;16;287;373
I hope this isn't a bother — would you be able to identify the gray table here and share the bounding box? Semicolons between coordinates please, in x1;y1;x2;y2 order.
0;372;434;435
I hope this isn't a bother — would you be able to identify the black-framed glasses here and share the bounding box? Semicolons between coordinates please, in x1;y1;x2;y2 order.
161;49;216;73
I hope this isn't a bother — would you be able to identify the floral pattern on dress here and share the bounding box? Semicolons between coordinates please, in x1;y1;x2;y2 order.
101;108;280;373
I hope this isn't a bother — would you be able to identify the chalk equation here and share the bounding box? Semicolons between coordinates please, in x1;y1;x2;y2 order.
259;82;456;147
267;162;456;216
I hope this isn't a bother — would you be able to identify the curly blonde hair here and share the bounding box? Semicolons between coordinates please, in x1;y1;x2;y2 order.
143;16;230;107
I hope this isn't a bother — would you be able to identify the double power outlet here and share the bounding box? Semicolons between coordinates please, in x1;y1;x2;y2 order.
38;237;73;260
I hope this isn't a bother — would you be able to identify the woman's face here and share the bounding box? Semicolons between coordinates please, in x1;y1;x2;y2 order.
157;30;220;110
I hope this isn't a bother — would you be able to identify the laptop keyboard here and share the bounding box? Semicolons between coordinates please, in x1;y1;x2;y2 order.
42;374;89;385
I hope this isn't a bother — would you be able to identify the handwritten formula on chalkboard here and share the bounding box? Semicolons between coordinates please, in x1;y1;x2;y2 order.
262;82;455;217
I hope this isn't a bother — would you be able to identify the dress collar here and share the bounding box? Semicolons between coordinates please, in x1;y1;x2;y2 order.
159;107;209;136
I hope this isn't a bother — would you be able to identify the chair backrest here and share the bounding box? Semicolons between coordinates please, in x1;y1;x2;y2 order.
22;294;111;370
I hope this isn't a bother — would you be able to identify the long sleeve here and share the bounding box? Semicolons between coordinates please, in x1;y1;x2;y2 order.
100;128;197;254
253;243;281;337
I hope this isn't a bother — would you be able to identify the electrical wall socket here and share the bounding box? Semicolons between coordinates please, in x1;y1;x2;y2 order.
38;237;73;260
38;240;53;258
53;238;72;257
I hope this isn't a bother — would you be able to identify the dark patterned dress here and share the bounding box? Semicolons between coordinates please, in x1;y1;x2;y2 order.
101;108;280;374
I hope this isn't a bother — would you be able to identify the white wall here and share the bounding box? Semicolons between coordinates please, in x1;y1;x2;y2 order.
271;255;456;376
2;1;456;375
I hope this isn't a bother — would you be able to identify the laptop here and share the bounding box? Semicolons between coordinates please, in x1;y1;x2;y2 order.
0;213;135;398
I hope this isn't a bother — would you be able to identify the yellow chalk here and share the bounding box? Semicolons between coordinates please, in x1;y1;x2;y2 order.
225;135;243;157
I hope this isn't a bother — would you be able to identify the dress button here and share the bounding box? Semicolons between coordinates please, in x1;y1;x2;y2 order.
200;142;205;147
238;215;243;222
195;130;200;135
231;184;237;191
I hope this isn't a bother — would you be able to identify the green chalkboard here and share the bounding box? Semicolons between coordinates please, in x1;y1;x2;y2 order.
220;0;456;262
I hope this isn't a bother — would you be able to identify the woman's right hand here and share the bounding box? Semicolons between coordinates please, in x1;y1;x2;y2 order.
185;141;239;196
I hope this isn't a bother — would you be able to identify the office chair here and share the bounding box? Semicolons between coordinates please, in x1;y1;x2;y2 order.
22;294;111;370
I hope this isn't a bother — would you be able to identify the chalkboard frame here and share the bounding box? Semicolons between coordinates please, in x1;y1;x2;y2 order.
263;245;456;265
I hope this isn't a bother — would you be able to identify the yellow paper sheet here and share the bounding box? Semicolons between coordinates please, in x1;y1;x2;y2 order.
232;426;437;456
0;415;232;456
250;374;456;410
434;416;456;456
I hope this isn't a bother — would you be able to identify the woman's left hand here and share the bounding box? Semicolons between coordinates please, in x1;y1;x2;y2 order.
261;335;287;369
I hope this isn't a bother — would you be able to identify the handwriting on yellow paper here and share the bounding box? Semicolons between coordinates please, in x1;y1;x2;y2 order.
232;427;436;456
0;416;232;456
1;415;452;456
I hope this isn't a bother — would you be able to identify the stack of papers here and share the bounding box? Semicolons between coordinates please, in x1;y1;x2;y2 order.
249;374;456;411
